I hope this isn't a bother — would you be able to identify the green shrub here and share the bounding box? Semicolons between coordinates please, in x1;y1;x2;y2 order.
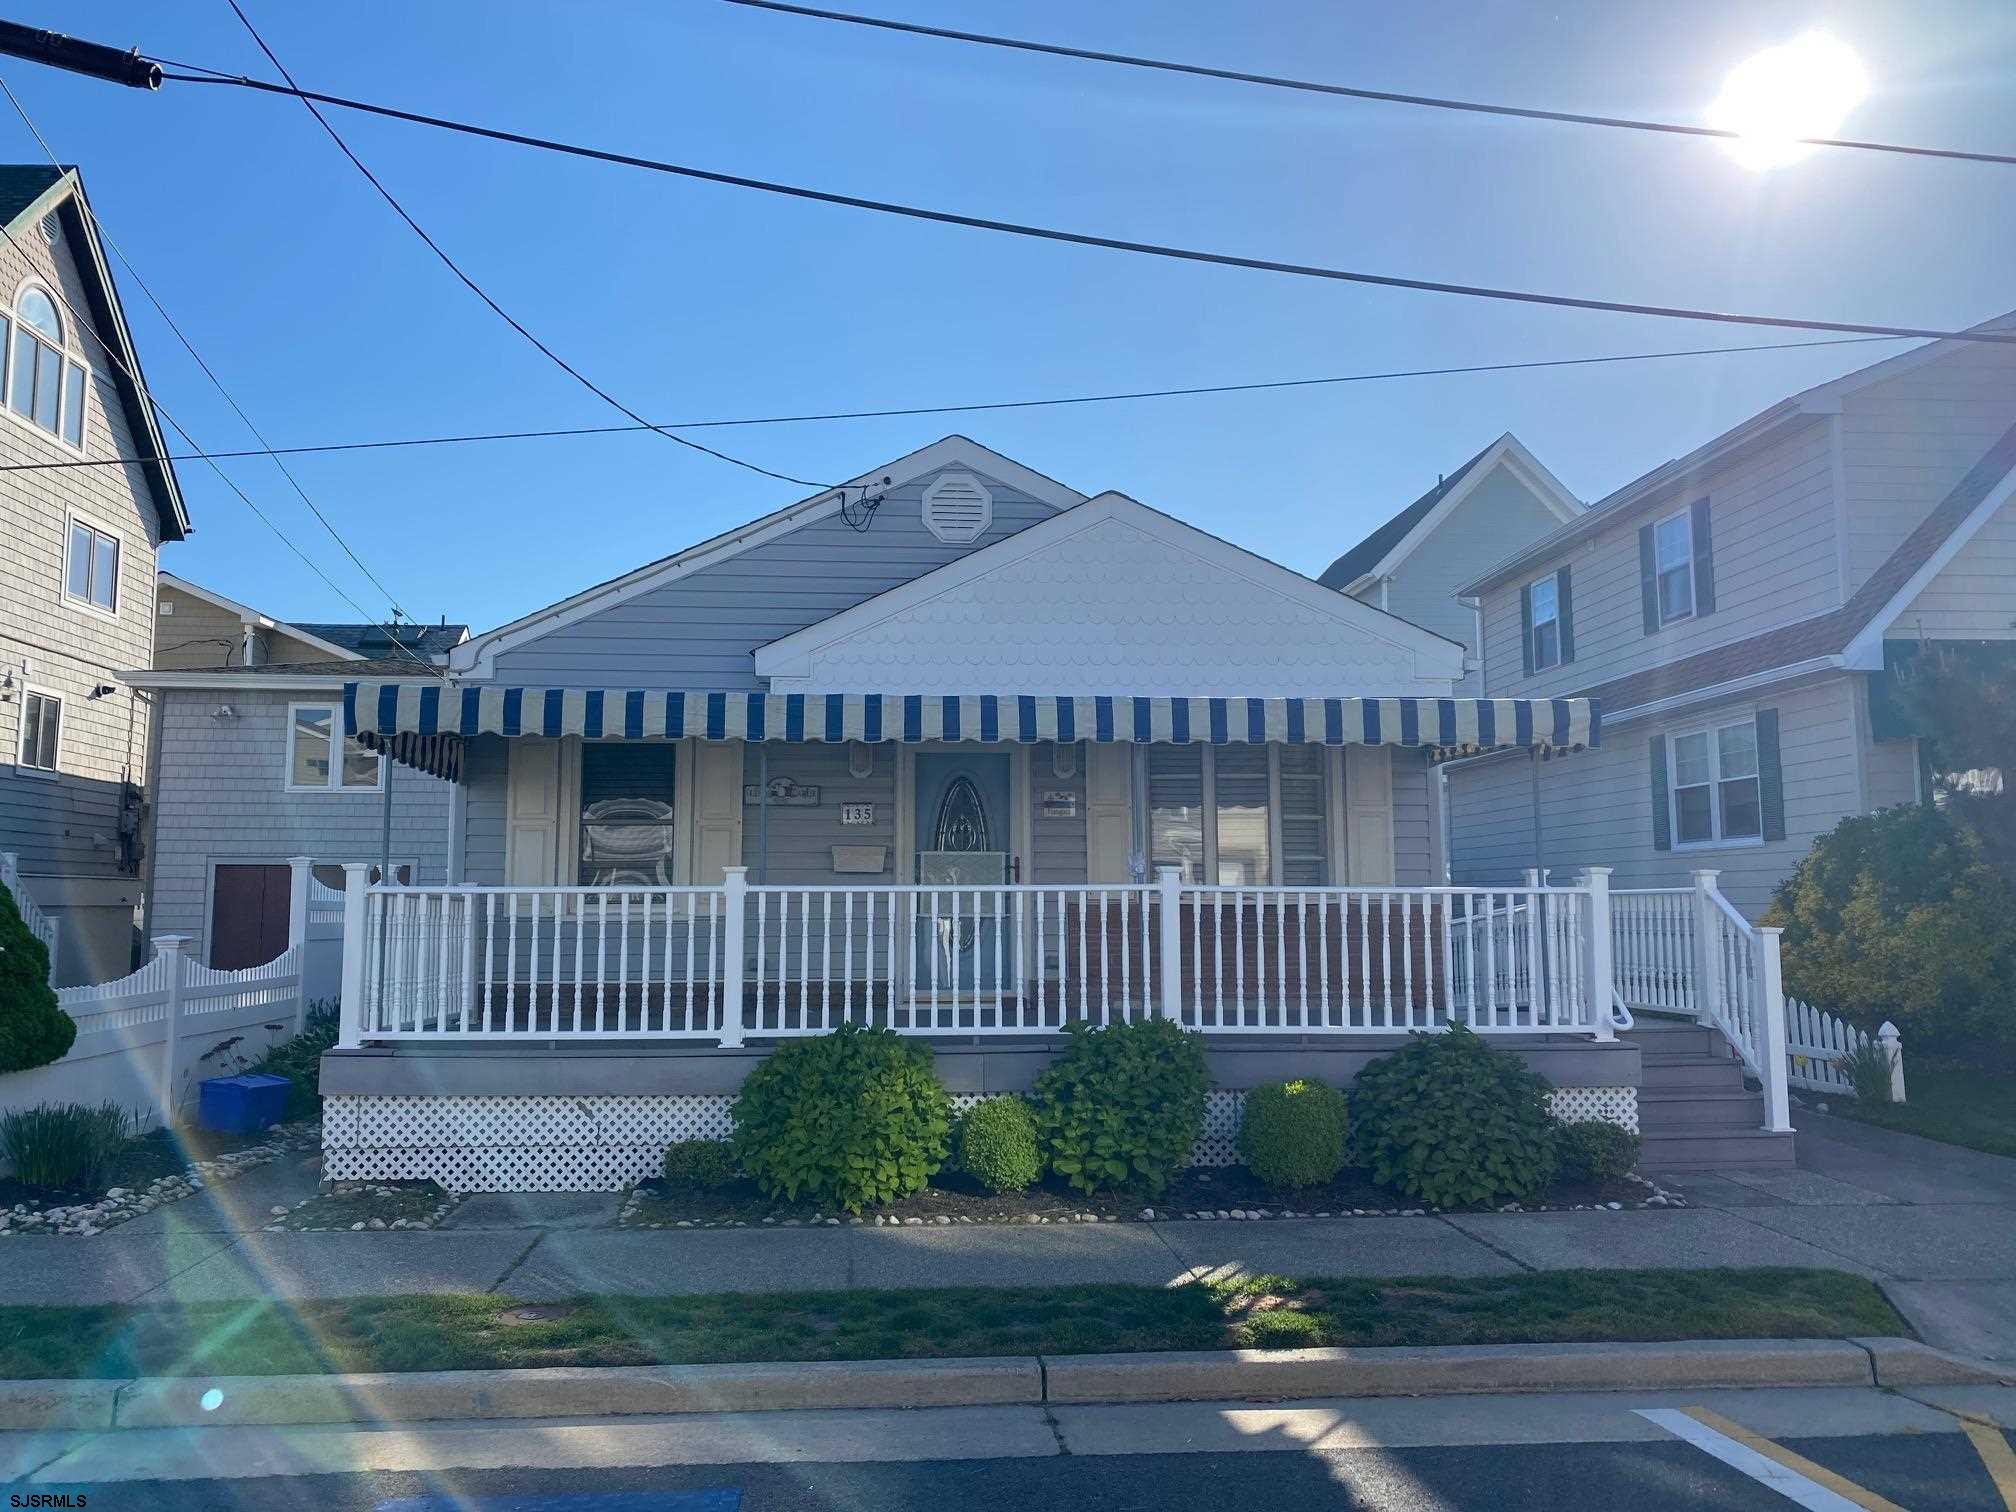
1837;1039;1898;1105
0;1101;132;1192
730;1024;950;1212
1767;805;2016;1062
0;881;74;1074
1349;1026;1559;1208
1237;1079;1349;1189
1028;1018;1209;1195
661;1139;739;1191
954;1097;1041;1193
1554;1119;1640;1185
249;1003;339;1121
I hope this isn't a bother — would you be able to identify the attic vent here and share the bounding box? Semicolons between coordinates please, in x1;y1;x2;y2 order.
39;214;58;247
921;472;993;544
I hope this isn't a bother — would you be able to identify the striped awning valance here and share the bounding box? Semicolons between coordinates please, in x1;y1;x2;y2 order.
346;683;1597;782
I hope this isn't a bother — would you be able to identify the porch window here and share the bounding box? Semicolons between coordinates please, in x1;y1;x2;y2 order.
579;742;677;886
1148;744;1329;886
1654;510;1695;623
1669;718;1760;846
287;703;383;792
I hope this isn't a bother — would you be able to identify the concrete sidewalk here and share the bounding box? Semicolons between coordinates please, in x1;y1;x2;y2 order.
2;1114;2010;1358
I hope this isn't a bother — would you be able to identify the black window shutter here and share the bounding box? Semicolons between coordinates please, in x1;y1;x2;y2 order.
1637;524;1660;634
1520;583;1535;676
1650;736;1672;851
1556;566;1575;664
1690;498;1716;617
1756;707;1785;841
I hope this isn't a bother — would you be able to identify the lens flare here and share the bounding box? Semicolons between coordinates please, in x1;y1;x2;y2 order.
1708;32;1870;170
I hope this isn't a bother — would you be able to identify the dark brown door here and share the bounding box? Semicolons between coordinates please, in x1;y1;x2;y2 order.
210;863;292;969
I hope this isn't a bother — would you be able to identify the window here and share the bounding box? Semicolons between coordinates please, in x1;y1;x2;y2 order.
1669;718;1761;846
64;518;119;612
1528;573;1561;671
5;285;84;447
1148;744;1330;885
287;703;383;791
17;690;59;775
1654;510;1695;623
579;743;677;885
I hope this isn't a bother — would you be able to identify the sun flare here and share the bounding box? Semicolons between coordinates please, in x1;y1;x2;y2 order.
1708;31;1870;170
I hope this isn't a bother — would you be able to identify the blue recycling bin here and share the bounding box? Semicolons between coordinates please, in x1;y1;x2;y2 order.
198;1073;292;1134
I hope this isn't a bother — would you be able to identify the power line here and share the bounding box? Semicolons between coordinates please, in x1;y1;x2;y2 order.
221;0;830;492
157;66;2016;347
0;332;1917;476
0;76;427;631
721;0;2016;169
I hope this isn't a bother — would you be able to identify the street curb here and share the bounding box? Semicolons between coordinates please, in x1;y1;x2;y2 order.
4;1337;2002;1431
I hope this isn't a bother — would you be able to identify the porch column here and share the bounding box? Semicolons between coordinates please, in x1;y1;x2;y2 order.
718;866;748;1048
337;861;371;1050
1690;869;1724;1027
1756;925;1793;1132
1156;866;1183;1020
1583;866;1615;1040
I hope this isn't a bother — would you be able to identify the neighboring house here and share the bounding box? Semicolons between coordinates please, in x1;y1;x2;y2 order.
0;167;188;985
1445;316;2016;917
127;574;466;972
1319;432;1585;692
292;434;1705;1193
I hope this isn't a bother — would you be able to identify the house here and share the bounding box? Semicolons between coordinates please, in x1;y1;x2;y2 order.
1319;432;1585;693
285;434;1747;1193
0;167;188;986
126;573;466;974
1444;316;2016;917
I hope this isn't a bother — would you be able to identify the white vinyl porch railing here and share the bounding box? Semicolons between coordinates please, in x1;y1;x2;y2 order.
1;850;58;982
343;865;1620;1043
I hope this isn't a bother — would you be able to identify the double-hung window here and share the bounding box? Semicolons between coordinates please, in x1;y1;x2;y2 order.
1528;573;1561;671
1654;510;1696;623
17;690;60;775
287;703;383;792
1669;719;1761;846
64;518;119;613
578;743;678;885
6;286;86;448
1148;744;1329;885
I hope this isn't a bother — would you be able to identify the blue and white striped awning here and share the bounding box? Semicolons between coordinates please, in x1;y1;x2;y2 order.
347;683;1597;781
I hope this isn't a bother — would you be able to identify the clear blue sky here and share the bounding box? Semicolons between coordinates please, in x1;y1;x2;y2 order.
7;2;2013;633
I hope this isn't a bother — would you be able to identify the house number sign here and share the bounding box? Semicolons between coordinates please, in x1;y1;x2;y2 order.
840;803;875;826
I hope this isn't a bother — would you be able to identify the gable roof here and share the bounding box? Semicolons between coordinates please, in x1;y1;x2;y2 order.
5;168;189;540
1581;417;2016;719
1319;433;1582;592
1461;308;2016;598
756;490;1465;695
451;435;1084;675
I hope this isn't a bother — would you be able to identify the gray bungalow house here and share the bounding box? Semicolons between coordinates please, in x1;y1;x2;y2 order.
271;435;1810;1189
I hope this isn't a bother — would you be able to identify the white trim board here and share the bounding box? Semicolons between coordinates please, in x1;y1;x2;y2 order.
450;436;1086;676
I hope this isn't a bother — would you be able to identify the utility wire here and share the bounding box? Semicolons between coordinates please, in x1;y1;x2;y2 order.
0;75;427;632
0;332;1917;476
0;81;448;681
221;0;830;491
721;0;2016;168
159;65;2016;347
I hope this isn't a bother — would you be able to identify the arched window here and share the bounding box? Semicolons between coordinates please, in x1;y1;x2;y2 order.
4;283;85;448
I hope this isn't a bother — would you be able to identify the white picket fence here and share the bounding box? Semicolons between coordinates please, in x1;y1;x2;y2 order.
1787;997;1906;1102
1;850;59;982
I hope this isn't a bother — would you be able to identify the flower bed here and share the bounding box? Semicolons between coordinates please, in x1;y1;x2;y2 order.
266;1180;459;1233
0;1121;321;1237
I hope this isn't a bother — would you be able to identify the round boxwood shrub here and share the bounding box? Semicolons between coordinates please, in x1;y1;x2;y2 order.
1554;1119;1639;1185
1349;1025;1558;1208
0;880;73;1075
1028;1018;1208;1195
730;1024;950;1212
661;1138;739;1192
1237;1079;1348;1190
954;1096;1041;1193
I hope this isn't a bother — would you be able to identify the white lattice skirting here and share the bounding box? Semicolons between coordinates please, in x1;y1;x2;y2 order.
323;1086;1638;1192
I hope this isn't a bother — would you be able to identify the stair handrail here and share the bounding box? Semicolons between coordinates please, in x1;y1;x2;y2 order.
1691;871;1793;1133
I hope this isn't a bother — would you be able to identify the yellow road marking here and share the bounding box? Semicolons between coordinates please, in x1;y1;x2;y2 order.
1963;1420;2016;1512
1679;1407;1912;1512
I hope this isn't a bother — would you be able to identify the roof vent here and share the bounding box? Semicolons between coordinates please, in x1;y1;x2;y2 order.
921;471;993;544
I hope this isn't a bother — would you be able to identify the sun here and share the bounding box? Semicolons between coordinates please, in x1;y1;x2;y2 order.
1708;31;1870;170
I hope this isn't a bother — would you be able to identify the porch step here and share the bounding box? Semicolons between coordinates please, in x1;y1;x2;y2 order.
1637;1126;1797;1171
1635;1055;1751;1092
1635;1087;1767;1132
1621;1022;1724;1057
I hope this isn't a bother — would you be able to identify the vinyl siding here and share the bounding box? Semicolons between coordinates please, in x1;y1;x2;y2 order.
1357;466;1569;691
1028;744;1087;884
1895;495;2016;640
148;688;452;962
1841;341;2016;595
1390;751;1436;886
1477;419;1839;701
0;205;169;881
489;466;1058;690
740;741;897;884
152;590;250;670
1447;675;1873;918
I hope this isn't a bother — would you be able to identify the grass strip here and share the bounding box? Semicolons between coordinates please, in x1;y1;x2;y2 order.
0;1267;1904;1380
1826;1066;2016;1160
